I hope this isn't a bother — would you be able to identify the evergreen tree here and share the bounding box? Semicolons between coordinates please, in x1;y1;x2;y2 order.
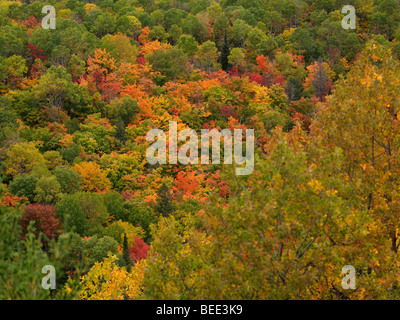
122;233;132;273
155;183;175;217
220;32;230;71
285;76;304;101
115;117;127;144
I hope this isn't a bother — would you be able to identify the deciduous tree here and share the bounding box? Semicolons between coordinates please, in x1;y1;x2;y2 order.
72;162;112;192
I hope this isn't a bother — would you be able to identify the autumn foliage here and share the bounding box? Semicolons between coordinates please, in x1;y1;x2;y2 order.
20;204;63;240
1;0;400;301
129;237;150;263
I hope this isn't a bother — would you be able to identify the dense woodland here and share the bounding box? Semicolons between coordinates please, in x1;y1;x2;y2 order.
1;0;400;299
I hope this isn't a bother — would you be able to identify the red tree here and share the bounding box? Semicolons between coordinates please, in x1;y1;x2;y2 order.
256;55;268;73
20;204;63;240
129;237;149;263
28;43;46;62
22;16;40;29
249;73;262;84
220;105;238;119
218;180;231;199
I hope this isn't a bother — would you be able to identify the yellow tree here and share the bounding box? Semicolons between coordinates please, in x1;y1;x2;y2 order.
72;161;112;192
143;216;211;299
142;127;371;299
4;142;46;178
194;127;363;299
101;34;139;64
79;255;146;300
310;41;400;297
102;220;145;245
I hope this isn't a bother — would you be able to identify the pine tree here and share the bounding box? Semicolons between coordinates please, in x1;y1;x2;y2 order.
122;233;132;273
155;183;175;217
115;117;127;144
220;32;230;71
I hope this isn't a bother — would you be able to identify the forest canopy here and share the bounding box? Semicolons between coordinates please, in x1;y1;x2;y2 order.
1;0;400;300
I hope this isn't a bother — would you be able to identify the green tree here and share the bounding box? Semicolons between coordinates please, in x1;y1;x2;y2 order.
67;54;86;79
102;191;127;221
275;52;296;77
228;47;246;71
9;174;38;202
0;101;18;152
109;95;139;127
155;183;175;217
285;76;304;101
56;192;109;236
230;19;252;47
143;216;208;299
147;47;188;82
213;14;229;47
256;36;278;59
289;27;320;63
168;24;182;44
43;151;64;170
182;14;207;42
80;235;119;273
92;12;116;38
53;165;82;194
56;195;86;236
245;27;266;58
122;233;132;272
148;25;169;42
1;55;27;89
58;21;99;58
150;9;164;26
34;175;62;204
220;32;230;71
30;27;62;58
32;66;83;123
196;40;220;73
31;162;51;178
10;90;42;127
164;8;187;29
116;15;142;39
0;26;26;57
177;35;198;57
115;118;127;144
50;45;71;67
125;199;157;243
76;192;110;235
59;143;81;164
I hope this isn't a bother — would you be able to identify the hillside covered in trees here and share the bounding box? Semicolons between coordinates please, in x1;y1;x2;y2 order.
1;0;400;300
